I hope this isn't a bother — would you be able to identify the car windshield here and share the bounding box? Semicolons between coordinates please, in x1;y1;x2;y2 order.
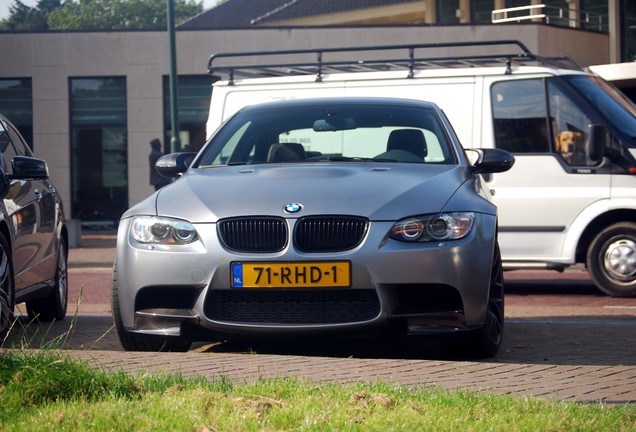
196;103;457;166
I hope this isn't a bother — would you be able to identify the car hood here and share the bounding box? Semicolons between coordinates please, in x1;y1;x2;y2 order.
153;163;467;222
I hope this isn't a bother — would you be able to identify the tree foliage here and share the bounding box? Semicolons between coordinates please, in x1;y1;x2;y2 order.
0;0;54;31
0;0;204;31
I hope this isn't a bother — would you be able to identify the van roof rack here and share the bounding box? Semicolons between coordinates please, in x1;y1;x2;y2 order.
207;40;580;84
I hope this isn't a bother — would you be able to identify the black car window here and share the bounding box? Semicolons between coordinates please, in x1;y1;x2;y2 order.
4;120;33;157
0;120;20;176
0;122;10;154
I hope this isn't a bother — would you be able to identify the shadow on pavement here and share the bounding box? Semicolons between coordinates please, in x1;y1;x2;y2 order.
3;313;634;367
3;268;633;366
2;315;122;352
505;279;603;296
199;316;636;366
498;318;635;366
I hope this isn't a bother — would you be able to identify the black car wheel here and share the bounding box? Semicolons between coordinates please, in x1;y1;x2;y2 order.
111;261;191;352
26;238;68;321
441;242;504;359
0;233;15;340
587;222;636;297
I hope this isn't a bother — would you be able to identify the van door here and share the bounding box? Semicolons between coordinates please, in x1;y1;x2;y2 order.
486;77;611;264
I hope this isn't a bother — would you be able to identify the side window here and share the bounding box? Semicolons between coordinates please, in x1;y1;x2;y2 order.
0;122;10;154
491;79;550;154
5;121;33;157
547;79;595;166
0;120;19;176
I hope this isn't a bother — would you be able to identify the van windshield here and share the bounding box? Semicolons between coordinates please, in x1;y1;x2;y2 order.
565;75;636;140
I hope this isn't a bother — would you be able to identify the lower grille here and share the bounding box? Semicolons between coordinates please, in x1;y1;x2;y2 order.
204;289;380;325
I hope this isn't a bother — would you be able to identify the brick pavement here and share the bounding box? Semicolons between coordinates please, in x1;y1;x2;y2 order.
3;233;635;405
56;350;636;404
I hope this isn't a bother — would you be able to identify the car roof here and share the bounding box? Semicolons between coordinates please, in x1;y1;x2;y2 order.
239;97;439;112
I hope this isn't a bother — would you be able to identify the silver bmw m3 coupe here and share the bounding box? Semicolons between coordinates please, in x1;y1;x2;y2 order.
112;97;514;357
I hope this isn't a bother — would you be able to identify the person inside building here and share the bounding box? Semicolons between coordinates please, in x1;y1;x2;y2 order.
149;138;170;190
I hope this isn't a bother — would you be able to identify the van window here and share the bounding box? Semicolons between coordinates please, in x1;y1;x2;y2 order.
565;75;636;139
492;78;598;166
547;79;595;166
492;79;550;154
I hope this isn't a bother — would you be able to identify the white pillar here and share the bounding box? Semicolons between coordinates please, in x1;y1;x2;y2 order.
568;0;580;28
608;0;621;63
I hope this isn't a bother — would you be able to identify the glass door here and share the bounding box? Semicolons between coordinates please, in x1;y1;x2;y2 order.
70;78;127;230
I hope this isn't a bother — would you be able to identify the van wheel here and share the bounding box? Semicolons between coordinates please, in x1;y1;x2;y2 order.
0;233;15;340
441;243;504;358
111;261;191;352
587;222;636;297
26;238;68;321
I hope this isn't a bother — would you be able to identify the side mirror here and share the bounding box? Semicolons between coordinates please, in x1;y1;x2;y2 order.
588;124;608;163
468;148;515;174
156;152;197;178
9;156;49;180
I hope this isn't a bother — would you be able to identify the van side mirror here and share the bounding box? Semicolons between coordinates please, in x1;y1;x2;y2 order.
468;148;515;174
156;152;197;178
588;124;608;163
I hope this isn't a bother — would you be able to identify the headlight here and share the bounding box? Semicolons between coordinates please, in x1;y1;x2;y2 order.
131;216;198;245
389;212;474;242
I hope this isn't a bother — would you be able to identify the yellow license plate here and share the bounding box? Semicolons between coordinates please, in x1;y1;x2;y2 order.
231;261;351;288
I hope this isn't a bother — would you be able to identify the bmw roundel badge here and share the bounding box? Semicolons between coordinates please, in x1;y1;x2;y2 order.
284;202;303;213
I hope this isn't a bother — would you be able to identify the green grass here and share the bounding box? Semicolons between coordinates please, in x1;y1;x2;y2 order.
0;351;634;431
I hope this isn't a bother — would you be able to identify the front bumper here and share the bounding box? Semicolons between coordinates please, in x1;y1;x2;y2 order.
115;214;497;340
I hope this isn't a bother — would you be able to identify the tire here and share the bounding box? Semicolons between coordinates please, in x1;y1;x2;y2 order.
111;261;191;352
441;242;504;359
26;238;68;321
587;222;636;297
0;233;15;340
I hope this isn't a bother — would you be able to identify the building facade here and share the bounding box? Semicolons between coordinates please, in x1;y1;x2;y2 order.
0;0;630;231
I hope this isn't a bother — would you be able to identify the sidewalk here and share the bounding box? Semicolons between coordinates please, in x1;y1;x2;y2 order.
68;232;116;268
65;347;636;404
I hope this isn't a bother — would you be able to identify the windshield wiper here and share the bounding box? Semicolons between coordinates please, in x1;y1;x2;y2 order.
225;161;250;166
196;161;250;168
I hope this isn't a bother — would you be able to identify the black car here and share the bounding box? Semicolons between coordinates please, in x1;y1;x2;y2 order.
0;114;68;339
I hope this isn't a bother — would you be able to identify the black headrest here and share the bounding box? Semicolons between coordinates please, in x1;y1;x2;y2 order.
387;129;427;159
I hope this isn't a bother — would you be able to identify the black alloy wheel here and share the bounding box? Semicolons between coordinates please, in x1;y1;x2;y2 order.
26;238;68;321
0;233;14;340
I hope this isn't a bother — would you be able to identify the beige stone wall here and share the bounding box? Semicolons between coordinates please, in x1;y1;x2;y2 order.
0;25;609;214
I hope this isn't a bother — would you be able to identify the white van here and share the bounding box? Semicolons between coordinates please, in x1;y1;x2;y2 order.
205;40;636;297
